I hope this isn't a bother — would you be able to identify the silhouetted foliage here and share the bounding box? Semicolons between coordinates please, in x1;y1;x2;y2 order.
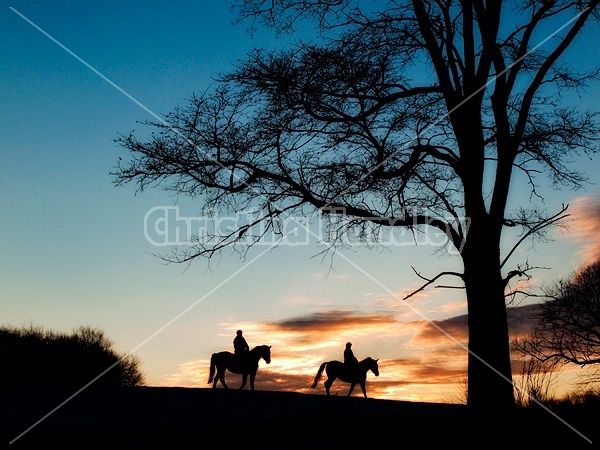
560;387;600;408
513;356;561;407
0;324;145;389
114;0;600;415
514;261;600;386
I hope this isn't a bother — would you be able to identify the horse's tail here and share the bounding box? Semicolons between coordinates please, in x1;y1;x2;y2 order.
311;362;328;389
207;353;216;384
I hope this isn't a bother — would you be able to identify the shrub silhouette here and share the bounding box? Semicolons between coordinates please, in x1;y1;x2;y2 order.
0;324;144;388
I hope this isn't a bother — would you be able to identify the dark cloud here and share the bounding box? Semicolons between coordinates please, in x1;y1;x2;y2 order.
382;355;466;382
425;346;468;361
415;315;468;343
406;364;465;384
247;369;315;393
413;303;541;347
506;303;541;337
268;310;397;332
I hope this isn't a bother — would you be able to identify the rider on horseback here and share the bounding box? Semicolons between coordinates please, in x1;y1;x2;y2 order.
233;330;249;365
344;342;359;374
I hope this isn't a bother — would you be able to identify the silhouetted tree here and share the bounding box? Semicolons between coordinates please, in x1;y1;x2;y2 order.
113;0;600;416
0;324;145;388
514;261;600;386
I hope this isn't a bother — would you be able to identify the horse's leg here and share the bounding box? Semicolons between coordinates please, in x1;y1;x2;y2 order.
219;370;229;389
347;382;356;396
250;372;256;391
324;377;334;396
360;381;367;398
239;373;247;390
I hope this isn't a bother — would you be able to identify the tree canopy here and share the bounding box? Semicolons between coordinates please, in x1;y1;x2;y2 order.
0;324;145;389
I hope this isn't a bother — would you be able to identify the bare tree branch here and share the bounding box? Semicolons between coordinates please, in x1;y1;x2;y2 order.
403;266;464;300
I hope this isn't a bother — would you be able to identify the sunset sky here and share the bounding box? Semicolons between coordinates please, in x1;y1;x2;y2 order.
2;1;599;403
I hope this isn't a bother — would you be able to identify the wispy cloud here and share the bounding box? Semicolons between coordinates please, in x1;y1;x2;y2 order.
568;196;600;264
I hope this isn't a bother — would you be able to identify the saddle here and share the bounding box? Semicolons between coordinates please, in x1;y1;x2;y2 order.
234;351;249;367
344;362;360;377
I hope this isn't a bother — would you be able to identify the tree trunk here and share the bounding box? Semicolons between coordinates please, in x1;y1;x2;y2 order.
462;225;515;416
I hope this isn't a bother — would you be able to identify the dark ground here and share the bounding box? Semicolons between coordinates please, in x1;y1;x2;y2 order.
1;387;596;447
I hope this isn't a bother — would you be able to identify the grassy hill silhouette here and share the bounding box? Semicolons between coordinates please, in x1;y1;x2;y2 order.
2;387;596;446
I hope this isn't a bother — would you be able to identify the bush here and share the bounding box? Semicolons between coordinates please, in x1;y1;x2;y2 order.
0;324;145;389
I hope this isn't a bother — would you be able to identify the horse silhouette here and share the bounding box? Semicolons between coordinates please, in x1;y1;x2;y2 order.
208;344;271;390
311;357;379;398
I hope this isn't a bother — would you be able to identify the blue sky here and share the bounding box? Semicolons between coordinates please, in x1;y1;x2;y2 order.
2;0;599;402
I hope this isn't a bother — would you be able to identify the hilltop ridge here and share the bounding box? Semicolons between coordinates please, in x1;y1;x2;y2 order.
1;387;595;446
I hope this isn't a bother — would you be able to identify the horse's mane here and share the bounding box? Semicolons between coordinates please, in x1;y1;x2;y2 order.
331;356;375;364
251;344;270;351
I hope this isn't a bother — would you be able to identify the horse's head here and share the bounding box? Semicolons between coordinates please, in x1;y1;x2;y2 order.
260;345;271;364
368;357;379;376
